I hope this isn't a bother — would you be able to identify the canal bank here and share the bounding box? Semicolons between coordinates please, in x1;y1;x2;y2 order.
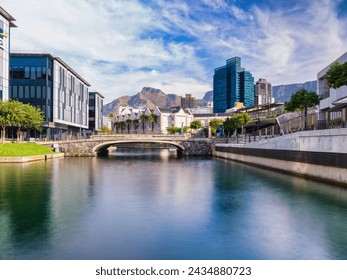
0;152;65;163
213;129;347;186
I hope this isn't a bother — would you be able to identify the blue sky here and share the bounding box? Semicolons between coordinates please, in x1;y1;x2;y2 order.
3;0;347;102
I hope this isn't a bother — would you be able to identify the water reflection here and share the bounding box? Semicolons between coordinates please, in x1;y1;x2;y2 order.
0;149;347;259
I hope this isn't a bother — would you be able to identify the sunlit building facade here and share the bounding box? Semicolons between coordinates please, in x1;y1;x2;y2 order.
255;78;273;105
0;6;16;101
10;53;90;140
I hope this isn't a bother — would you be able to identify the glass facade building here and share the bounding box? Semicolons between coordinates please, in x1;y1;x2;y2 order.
0;6;16;101
213;57;254;113
88;91;104;132
10;53;90;140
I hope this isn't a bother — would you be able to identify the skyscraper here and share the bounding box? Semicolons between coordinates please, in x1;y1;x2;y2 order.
254;78;272;105
213;57;254;113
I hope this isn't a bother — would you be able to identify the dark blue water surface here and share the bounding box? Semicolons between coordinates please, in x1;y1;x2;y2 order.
1;148;347;260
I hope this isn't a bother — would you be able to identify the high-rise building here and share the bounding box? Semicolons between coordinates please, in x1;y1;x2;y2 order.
213;57;254;113
255;78;272;105
10;53;90;140
181;93;196;109
0;6;16;101
88;91;104;132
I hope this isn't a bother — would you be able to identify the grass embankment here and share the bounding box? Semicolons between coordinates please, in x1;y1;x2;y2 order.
0;143;54;157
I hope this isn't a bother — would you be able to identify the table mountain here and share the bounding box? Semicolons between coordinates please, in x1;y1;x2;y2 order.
103;87;181;116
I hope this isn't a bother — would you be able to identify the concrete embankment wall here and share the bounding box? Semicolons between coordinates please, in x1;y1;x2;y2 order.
0;153;65;163
245;128;347;153
214;129;347;186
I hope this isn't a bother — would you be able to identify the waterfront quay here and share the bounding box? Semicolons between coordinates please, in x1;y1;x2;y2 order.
213;128;347;186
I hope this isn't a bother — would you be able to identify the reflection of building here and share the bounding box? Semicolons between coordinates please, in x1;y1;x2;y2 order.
10;53;90;140
88;91;104;132
318;52;347;123
255;78;273;105
0;6;16;101
181;94;196;109
213;57;254;113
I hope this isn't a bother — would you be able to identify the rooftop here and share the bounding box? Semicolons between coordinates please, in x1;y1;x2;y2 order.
0;6;17;27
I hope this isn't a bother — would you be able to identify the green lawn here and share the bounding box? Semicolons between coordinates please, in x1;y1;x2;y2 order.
0;143;55;157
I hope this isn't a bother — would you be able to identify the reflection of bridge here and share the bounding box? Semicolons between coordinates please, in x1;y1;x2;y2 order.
41;135;212;157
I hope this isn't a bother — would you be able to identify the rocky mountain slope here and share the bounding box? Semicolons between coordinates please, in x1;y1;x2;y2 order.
103;87;212;116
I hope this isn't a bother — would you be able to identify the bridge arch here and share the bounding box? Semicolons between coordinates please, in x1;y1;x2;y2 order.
92;140;185;155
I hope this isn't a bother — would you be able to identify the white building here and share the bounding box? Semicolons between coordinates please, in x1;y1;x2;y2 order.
318;52;347;123
114;106;193;134
0;6;16;101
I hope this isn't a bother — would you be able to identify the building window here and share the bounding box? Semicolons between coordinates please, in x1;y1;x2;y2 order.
18;86;24;98
12;86;18;99
30;86;36;98
25;86;29;98
24;67;30;79
30;67;36;79
37;86;42;98
36;67;42;79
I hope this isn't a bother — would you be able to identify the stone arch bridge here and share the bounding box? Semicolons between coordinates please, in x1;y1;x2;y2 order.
41;135;212;157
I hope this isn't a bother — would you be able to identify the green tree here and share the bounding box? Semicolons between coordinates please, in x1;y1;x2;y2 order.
166;127;182;134
327;61;347;89
119;121;126;134
18;102;44;141
234;112;250;134
140;113;149;134
148;113;158;133
190;120;202;130
125;119;133;134
209;118;223;136
0;100;44;143
223;117;239;137
284;89;320;130
99;126;114;135
114;121;121;134
166;127;175;134
133;119;139;134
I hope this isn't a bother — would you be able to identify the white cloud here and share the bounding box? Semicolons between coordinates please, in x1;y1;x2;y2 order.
3;0;347;104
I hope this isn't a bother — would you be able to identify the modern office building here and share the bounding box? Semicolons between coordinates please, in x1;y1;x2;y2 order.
318;51;347;123
213;57;254;113
0;6;16;101
255;78;273;105
10;53;90;140
88;91;104;132
181;93;196;109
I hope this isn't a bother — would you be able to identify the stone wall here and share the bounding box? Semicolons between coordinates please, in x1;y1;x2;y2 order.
179;139;212;156
57;141;98;157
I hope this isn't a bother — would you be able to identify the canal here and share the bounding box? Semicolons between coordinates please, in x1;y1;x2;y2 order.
1;148;347;260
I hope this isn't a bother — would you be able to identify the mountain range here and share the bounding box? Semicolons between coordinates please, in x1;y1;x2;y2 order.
103;87;212;116
272;80;317;102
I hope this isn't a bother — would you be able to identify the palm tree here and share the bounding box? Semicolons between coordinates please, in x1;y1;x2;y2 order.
119;121;126;134
140;113;149;134
133;119;139;134
148;113;158;134
109;113;115;131
125;119;133;134
114;121;121;134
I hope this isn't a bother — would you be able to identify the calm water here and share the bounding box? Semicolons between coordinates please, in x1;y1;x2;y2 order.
1;148;347;260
